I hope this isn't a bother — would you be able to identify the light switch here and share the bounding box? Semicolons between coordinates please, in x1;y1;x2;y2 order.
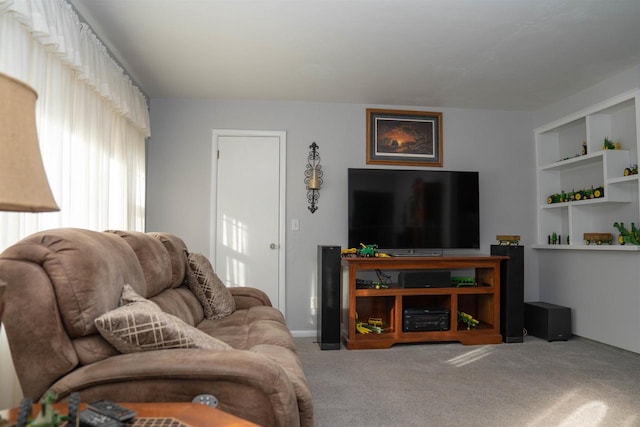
292;218;300;231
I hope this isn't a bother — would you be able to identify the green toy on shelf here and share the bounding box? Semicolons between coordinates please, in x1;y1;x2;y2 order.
614;222;640;245
458;311;480;330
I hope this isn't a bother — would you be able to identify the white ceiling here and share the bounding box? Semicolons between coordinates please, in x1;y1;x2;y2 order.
69;0;640;111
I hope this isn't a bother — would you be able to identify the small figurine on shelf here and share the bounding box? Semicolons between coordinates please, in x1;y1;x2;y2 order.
356;243;379;257
624;164;638;176
584;232;613;245
496;235;520;245
603;137;621;150
342;243;390;258
355;312;383;334
451;276;476;287
582;141;588;155
613;222;640;245
458;311;480;330
594;185;604;199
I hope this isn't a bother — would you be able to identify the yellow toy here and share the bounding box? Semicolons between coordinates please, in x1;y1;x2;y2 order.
458;311;480;330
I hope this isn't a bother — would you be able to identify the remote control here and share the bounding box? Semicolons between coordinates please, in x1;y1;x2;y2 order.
79;409;125;427
88;400;137;422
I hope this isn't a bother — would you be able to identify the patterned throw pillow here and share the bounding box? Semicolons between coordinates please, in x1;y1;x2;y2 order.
95;284;231;353
186;252;236;320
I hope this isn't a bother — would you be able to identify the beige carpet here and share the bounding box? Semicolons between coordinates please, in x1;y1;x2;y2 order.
296;336;640;427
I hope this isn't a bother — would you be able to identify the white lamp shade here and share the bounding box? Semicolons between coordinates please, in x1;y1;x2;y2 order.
0;72;59;212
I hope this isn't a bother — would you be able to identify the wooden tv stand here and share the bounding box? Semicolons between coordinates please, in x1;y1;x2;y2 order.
341;255;507;349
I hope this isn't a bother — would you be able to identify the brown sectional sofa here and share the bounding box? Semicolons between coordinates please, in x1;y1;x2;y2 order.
0;228;313;427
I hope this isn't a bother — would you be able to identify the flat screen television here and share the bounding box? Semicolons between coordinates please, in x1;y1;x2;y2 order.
348;168;480;255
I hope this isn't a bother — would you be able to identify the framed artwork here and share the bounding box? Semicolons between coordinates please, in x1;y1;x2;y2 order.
366;109;443;167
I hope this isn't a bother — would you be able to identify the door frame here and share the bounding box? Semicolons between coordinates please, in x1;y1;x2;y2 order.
210;129;287;314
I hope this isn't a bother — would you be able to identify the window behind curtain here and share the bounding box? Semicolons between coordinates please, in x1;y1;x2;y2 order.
0;0;149;408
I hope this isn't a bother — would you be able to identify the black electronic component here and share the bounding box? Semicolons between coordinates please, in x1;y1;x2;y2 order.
348;168;480;251
317;245;341;350
403;308;450;331
491;244;525;343
524;301;572;341
399;270;451;288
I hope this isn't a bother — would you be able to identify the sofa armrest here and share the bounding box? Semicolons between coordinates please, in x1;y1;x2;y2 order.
48;349;299;427
229;287;272;308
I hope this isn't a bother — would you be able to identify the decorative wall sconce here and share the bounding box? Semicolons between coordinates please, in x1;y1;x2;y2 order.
304;142;323;213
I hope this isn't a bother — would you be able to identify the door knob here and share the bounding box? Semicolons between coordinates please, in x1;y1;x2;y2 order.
270;243;278;249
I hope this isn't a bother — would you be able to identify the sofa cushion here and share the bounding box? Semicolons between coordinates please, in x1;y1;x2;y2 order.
198;309;296;352
186;252;236;319
95;285;231;353
150;287;204;326
147;232;189;288
72;335;120;366
106;230;173;297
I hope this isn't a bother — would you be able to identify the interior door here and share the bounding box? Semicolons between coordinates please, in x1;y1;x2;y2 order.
212;130;286;312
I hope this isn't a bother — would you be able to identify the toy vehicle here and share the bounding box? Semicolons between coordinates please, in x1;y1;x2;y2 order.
603;137;620;150
584;232;613;245
458;311;479;330
368;317;383;327
15;391;79;427
496;235;520;245
356;243;379;257
624;164;638;176
593;186;604;199
547;194;560;204
451;276;476;287
342;244;390;258
341;247;357;257
613;222;640;245
355;314;383;334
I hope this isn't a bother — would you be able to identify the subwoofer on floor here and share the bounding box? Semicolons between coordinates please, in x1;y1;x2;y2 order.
490;244;524;343
524;301;572;342
317;245;341;350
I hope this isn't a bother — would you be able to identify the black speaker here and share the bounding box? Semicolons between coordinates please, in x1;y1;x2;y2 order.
490;245;524;343
317;245;341;350
524;302;572;341
398;270;451;288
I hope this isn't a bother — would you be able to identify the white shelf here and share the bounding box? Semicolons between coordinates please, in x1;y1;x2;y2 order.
533;244;640;251
535;90;640;251
541;196;632;210
609;175;639;185
540;151;604;171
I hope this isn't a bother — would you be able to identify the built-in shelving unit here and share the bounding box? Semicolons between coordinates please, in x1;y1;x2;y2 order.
340;256;506;350
535;90;640;251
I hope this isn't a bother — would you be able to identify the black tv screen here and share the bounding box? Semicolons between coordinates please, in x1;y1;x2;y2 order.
348;169;480;253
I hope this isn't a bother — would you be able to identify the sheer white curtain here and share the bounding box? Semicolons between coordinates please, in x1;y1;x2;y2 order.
0;0;149;408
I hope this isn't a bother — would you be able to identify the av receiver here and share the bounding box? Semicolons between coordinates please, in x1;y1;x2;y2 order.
402;308;450;332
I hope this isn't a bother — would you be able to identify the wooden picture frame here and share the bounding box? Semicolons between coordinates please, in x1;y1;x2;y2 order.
366;109;443;167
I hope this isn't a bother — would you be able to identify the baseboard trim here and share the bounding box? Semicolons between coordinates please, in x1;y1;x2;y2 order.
291;329;316;338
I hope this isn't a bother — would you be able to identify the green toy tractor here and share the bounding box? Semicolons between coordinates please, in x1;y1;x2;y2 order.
613;222;640;245
14;391;79;427
356;243;379;257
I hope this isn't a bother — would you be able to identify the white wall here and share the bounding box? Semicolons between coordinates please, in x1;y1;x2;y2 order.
533;65;640;353
146;99;536;334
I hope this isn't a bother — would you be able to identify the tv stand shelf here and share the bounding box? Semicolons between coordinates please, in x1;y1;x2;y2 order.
341;256;507;349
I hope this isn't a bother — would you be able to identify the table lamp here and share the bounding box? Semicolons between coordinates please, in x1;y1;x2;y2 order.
0;72;60;327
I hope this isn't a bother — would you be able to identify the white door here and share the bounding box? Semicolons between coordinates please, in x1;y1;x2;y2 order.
211;130;286;312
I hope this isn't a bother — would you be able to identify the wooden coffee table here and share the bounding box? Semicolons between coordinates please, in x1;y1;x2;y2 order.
0;401;259;427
